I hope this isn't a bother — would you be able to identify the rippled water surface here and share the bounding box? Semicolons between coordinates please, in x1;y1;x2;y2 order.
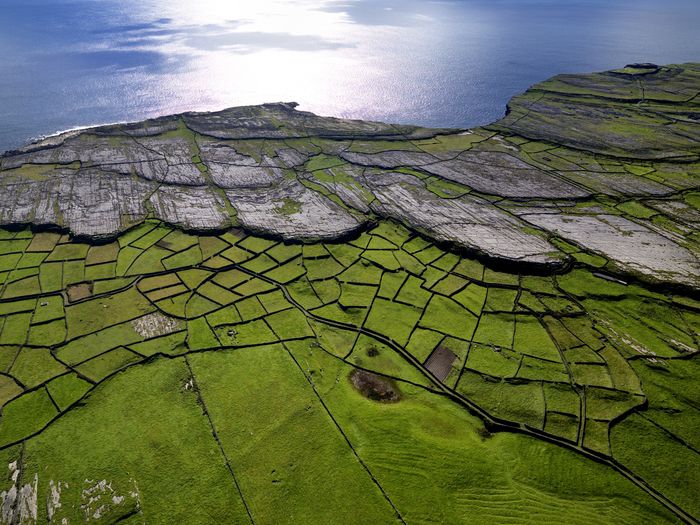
1;0;699;152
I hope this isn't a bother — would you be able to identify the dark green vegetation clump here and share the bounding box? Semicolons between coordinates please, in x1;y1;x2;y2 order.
0;220;696;523
350;369;402;402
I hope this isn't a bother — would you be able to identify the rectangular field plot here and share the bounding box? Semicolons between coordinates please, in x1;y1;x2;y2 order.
364;299;422;346
457;371;546;430
424;345;458;382
21;358;253;523
188;345;399;524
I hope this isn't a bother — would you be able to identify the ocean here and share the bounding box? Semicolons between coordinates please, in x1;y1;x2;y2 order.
1;0;699;153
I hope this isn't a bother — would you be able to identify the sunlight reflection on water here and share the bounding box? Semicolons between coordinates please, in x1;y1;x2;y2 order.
1;0;699;151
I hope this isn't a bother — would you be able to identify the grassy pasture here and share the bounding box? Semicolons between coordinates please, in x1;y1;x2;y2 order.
0;221;696;523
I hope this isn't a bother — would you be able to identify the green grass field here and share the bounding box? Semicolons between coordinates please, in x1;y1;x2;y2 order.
0;221;697;523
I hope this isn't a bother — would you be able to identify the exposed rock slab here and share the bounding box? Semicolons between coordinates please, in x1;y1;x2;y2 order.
0;168;153;239
366;172;562;265
226;180;364;241
522;213;700;288
149;185;231;232
343;150;590;199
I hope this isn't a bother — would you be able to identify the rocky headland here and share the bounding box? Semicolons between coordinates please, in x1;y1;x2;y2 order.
1;62;698;290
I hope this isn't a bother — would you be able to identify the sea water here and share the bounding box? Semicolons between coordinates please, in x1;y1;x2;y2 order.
1;0;698;153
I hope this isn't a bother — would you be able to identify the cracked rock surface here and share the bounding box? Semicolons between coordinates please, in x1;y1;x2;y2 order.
522;213;700;285
1;63;699;289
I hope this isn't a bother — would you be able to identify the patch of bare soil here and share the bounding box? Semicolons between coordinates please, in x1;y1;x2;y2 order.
424;345;458;382
66;281;94;303
349;369;401;403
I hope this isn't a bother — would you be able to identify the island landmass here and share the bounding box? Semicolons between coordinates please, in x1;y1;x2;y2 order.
0;63;698;524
